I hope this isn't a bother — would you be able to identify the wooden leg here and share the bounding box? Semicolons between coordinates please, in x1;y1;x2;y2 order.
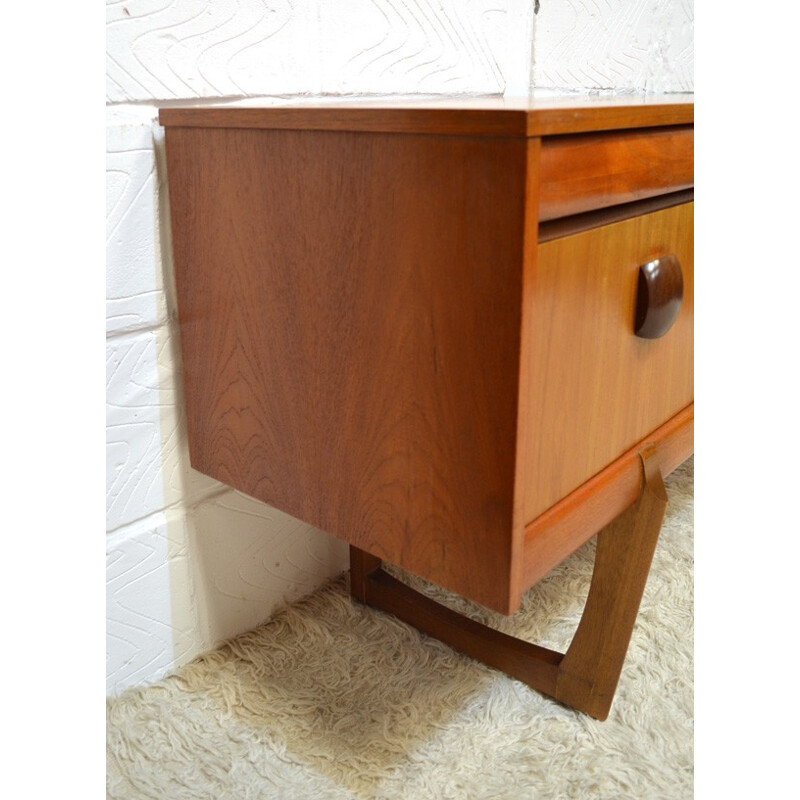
349;450;668;720
349;546;382;604
555;450;668;718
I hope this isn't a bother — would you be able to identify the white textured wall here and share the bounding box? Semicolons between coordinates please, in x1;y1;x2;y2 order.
533;0;693;93
106;0;693;695
106;0;535;100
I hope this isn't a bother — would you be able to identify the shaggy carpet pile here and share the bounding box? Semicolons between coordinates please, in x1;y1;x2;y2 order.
107;459;693;799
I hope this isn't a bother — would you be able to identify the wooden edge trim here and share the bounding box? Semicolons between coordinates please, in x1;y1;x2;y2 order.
521;404;693;592
509;136;543;614
158;103;692;138
526;103;693;137
538;189;695;243
157;107;529;137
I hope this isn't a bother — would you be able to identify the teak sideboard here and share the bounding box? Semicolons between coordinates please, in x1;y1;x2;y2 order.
160;97;694;719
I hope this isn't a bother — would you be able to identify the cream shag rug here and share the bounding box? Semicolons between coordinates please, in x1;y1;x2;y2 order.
107;459;693;800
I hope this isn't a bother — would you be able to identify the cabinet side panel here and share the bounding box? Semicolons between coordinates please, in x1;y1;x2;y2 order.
164;128;526;613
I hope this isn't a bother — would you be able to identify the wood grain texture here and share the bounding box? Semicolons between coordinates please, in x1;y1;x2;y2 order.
510;135;543;608
538;126;694;221
521;202;694;526
524;99;693;136
359;561;562;696
554;450;668;720
350;449;670;719
163;104;694;617
522;404;693;593
159;97;693;138
165;126;528;614
160;106;530;137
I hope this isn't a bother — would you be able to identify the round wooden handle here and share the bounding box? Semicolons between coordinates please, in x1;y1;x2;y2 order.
634;254;683;339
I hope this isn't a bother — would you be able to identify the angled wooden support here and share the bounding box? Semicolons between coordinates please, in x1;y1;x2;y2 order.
349;449;668;720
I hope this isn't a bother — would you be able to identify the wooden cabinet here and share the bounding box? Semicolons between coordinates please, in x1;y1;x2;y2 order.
160;97;693;718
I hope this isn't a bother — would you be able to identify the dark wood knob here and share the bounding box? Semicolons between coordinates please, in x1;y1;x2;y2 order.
634;254;683;339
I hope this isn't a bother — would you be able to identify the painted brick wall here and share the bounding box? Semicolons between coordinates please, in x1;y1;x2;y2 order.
533;0;693;93
106;0;693;695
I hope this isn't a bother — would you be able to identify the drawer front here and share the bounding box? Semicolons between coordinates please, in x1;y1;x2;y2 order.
538;126;694;221
522;201;693;524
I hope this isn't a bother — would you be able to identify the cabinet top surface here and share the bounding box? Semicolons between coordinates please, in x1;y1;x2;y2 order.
158;94;693;137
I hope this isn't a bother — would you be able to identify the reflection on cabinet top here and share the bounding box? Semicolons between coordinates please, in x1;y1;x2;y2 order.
159;94;693;137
